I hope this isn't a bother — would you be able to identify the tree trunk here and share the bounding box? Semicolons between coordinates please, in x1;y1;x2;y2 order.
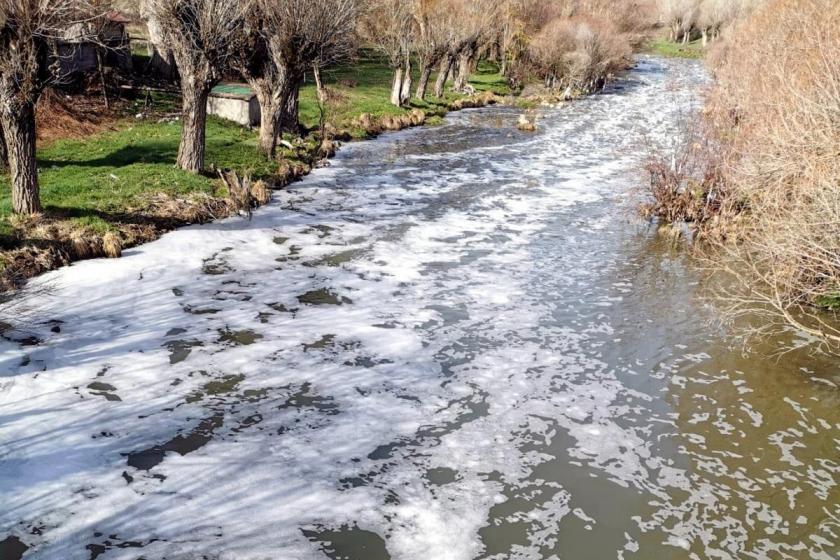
95;46;110;110
2;103;41;215
415;64;433;100
250;77;284;157
399;58;412;105
313;64;325;104
489;42;500;62
245;64;302;154
434;55;454;98
453;46;475;92
280;77;302;135
177;82;211;173
149;44;179;81
390;66;404;107
701;28;708;46
0;123;7;171
500;55;508;77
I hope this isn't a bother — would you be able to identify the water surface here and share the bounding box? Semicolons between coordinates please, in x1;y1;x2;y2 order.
2;56;839;560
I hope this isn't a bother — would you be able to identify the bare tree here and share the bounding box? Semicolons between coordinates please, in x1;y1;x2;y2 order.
360;0;415;107
698;0;722;44
529;15;631;94
432;53;455;98
142;0;249;173
529;18;576;90
498;0;530;77
697;0;753;44
413;0;459;100
0;0;103;215
446;0;499;94
657;0;700;43
237;0;356;156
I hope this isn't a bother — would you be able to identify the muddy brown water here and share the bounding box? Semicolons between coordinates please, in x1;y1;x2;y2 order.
1;56;839;559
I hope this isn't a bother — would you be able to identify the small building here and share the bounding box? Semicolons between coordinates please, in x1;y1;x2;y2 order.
101;12;133;72
208;84;261;128
57;12;133;80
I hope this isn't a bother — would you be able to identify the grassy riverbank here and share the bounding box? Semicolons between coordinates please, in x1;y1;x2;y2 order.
0;55;509;292
645;38;704;59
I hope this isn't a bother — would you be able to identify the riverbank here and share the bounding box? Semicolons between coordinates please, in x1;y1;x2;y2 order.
0;55;509;297
640;1;840;347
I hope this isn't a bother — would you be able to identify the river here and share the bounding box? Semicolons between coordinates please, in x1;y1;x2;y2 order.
1;56;839;560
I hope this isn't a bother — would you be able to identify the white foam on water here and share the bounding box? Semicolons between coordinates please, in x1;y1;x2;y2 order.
2;56;839;560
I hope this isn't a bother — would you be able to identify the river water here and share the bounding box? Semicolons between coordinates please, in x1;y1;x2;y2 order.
2;56;840;560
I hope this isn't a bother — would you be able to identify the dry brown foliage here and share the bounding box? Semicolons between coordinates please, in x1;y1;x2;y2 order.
218;170;272;219
528;13;634;94
646;0;840;348
640;121;727;226
705;0;840;346
35;89;121;142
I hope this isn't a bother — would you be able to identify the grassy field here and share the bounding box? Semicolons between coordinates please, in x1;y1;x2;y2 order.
0;54;510;242
646;38;705;59
299;54;510;133
0;116;277;234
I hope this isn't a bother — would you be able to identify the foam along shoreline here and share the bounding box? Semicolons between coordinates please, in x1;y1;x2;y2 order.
0;91;502;299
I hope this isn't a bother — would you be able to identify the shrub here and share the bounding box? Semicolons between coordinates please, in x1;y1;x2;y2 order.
528;15;633;94
646;0;840;347
640;121;727;227
709;0;840;345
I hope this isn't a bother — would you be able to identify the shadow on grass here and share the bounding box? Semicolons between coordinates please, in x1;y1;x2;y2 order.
39;143;178;169
0;233;16;251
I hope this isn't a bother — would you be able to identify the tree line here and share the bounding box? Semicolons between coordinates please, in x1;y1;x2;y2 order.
0;0;659;218
656;0;763;45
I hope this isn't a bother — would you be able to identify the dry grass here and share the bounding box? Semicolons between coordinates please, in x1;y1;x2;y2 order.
33;87;134;143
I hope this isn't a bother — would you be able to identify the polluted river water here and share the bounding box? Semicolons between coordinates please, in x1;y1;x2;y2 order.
1;56;840;559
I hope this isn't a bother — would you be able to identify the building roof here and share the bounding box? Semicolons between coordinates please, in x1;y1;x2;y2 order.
211;84;257;101
106;11;133;24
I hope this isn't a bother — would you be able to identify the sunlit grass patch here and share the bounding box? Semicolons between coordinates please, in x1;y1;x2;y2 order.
0;116;276;223
646;38;704;59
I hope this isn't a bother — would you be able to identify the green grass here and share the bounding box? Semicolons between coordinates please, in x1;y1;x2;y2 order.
0;220;12;240
646;38;705;59
0;52;508;234
298;51;510;134
0;115;277;224
817;294;840;311
469;61;513;96
299;52;409;129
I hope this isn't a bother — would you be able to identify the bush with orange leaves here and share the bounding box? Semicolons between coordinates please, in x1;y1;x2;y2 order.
528;15;633;95
647;0;840;348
